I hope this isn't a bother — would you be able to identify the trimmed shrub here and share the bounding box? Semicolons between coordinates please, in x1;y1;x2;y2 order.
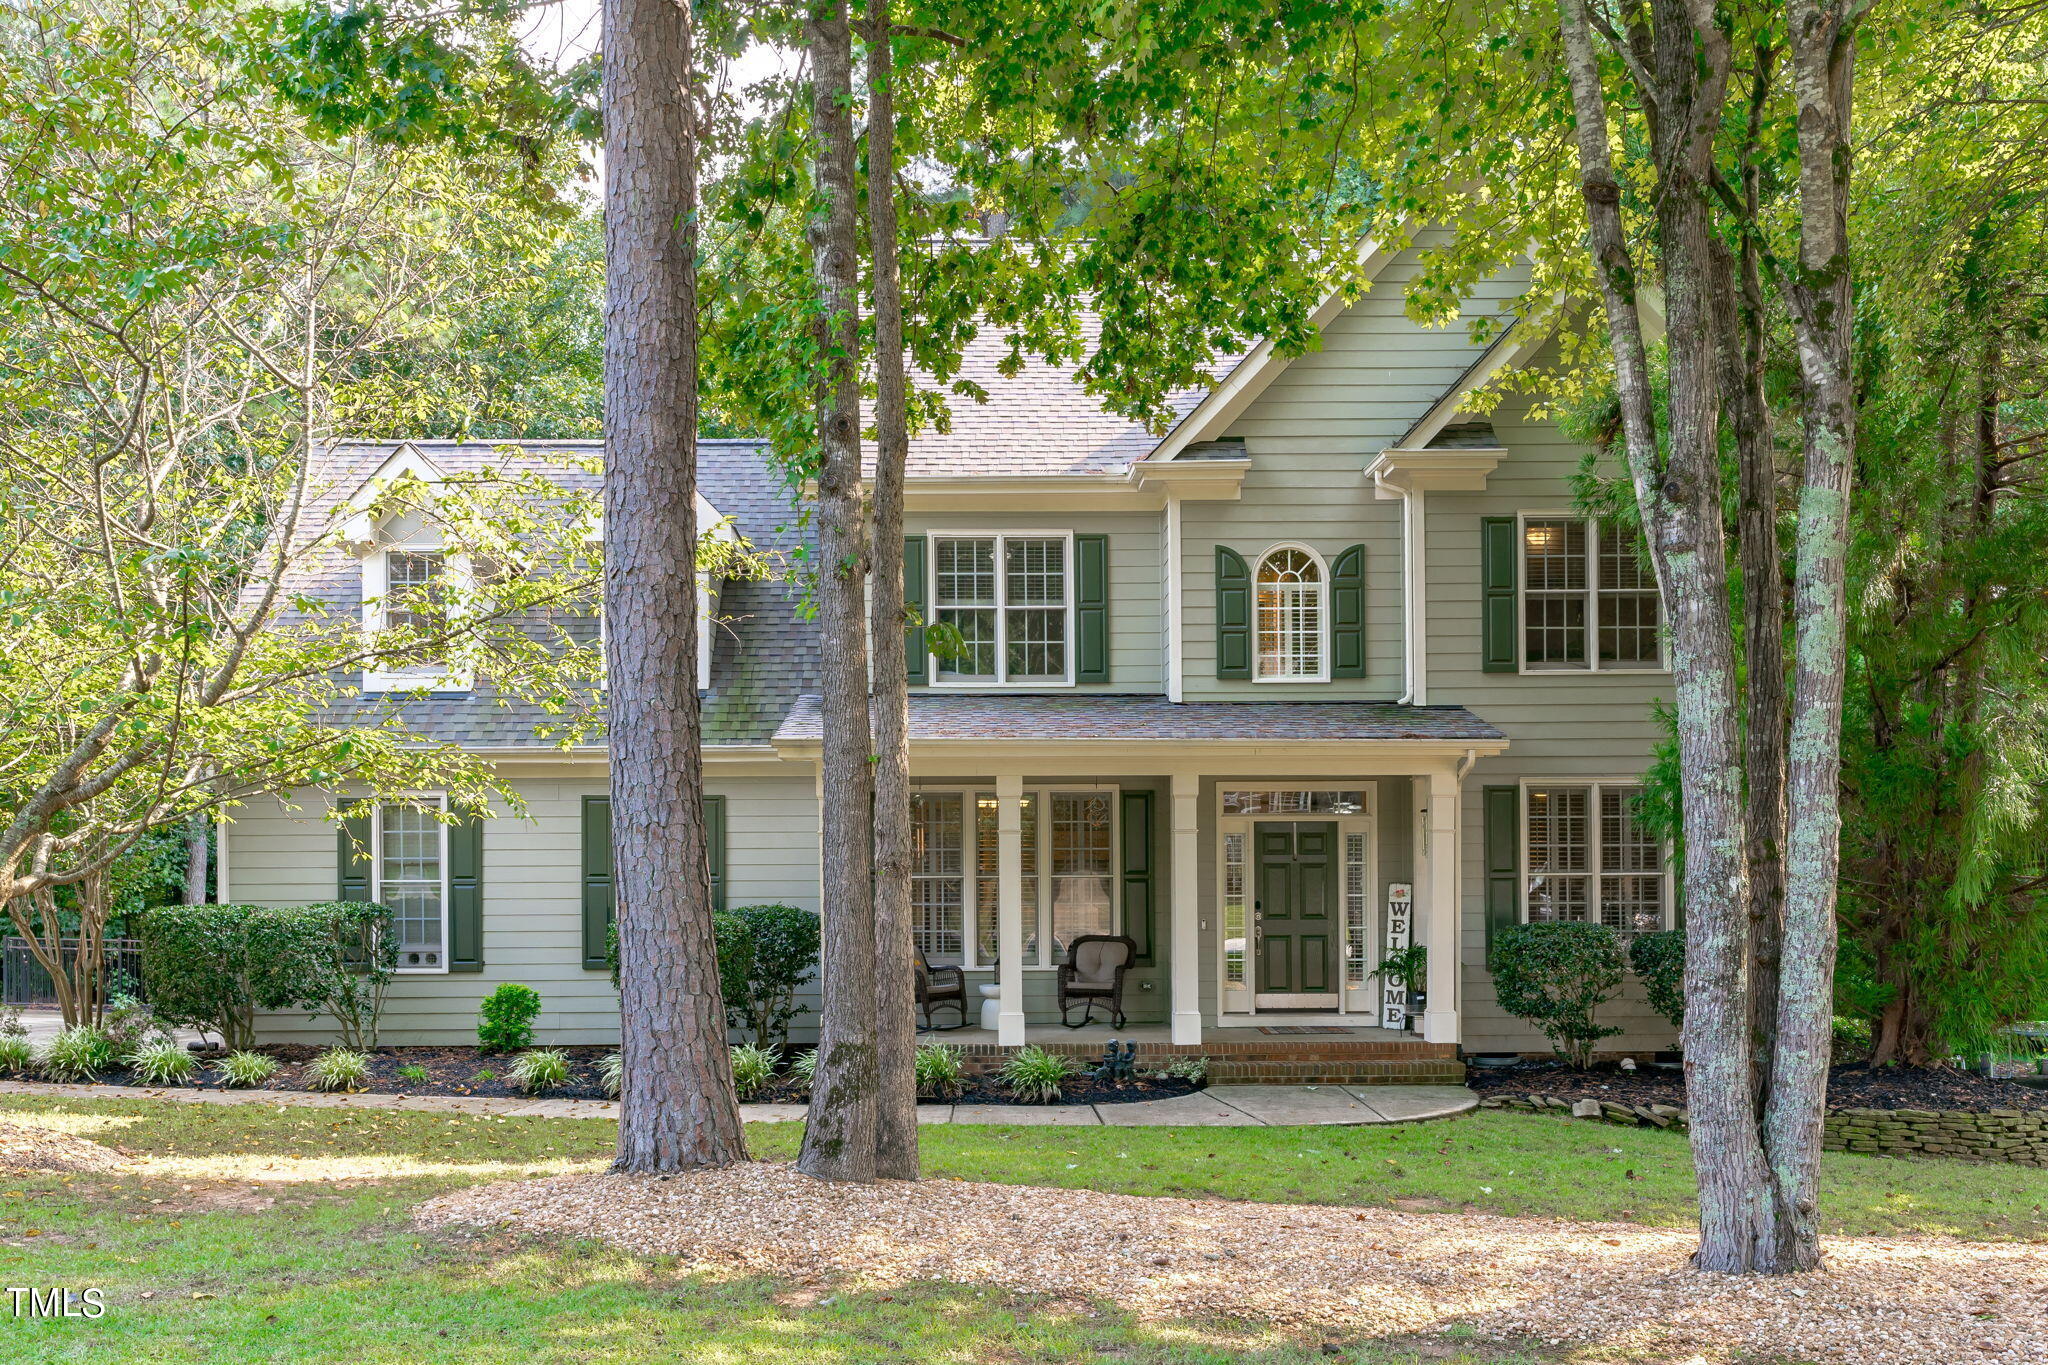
41;1025;119;1082
1491;923;1627;1069
214;1050;280;1088
306;1047;371;1092
1628;930;1686;1030
999;1046;1078;1104
140;904;341;1051
128;1039;198;1086
509;1049;571;1095
315;901;398;1050
477;983;542;1053
913;1042;966;1100
715;906;819;1051
0;1037;33;1077
599;1051;623;1098
729;1043;778;1100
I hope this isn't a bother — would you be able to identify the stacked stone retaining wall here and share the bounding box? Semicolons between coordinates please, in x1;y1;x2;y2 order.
1479;1094;2048;1165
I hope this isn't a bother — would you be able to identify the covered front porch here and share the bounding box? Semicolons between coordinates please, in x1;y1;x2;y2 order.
775;694;1508;1058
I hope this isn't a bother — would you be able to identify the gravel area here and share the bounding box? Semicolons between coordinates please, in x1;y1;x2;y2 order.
417;1163;2048;1363
0;1119;125;1173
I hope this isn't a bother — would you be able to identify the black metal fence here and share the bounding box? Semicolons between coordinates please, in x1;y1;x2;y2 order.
1;937;144;1009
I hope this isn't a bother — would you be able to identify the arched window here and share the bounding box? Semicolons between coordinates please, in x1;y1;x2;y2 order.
1255;546;1326;680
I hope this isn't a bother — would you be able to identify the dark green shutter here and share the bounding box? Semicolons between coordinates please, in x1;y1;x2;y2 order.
1075;533;1109;683
1483;784;1520;957
1481;517;1518;673
337;813;371;902
1215;545;1251;679
1331;543;1366;679
447;806;484;972
705;794;727;912
903;536;929;685
580;796;613;969
1119;790;1154;965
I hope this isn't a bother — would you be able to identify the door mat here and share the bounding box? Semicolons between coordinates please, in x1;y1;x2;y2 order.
1256;1026;1354;1035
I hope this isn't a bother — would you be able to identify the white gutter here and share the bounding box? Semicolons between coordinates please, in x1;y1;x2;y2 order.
1374;465;1430;706
1164;494;1184;702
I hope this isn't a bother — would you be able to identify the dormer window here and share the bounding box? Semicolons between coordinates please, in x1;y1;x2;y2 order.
362;537;471;694
930;532;1073;686
1255;545;1327;681
384;550;446;634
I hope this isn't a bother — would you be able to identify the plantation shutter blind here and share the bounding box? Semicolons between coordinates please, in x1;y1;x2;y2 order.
903;535;929;685
1481;517;1518;673
1075;533;1110;683
447;807;484;972
1119;789;1155;964
1483;784;1520;956
1330;542;1367;679
1214;545;1251;679
581;794;726;968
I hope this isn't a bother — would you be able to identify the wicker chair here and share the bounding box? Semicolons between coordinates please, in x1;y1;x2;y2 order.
915;947;968;1030
1057;934;1137;1029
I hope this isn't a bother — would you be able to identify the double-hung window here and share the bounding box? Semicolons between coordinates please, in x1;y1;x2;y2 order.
908;786;1114;966
930;533;1072;685
1520;517;1662;670
1524;783;1667;930
364;542;470;692
376;799;449;971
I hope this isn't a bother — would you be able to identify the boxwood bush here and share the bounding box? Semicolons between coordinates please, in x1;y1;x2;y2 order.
1490;922;1627;1069
478;983;542;1053
1628;929;1686;1030
139;904;338;1051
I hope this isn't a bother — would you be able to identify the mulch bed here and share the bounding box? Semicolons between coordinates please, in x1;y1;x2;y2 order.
1467;1060;2048;1113
82;1044;1197;1107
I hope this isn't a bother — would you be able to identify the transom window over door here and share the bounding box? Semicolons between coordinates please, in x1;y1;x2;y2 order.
1521;518;1662;670
1255;546;1326;680
1524;783;1668;930
930;533;1072;685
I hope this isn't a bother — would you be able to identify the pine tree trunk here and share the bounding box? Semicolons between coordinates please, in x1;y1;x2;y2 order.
602;0;747;1173
1558;0;1777;1273
1764;0;1861;1272
796;0;880;1184
865;0;920;1182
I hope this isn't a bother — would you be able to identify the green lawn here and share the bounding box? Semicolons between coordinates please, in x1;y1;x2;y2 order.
0;1094;2034;1362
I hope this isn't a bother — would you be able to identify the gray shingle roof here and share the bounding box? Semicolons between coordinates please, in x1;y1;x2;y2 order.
773;694;1504;744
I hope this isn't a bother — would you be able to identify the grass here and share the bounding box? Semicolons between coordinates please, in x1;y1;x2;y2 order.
0;1094;2037;1361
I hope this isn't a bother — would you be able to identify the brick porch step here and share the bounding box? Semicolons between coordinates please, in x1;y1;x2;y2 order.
1207;1058;1468;1086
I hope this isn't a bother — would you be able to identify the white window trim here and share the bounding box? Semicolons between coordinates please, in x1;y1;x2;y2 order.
372;793;451;975
1515;511;1668;675
1516;777;1674;931
361;538;475;694
926;530;1077;689
911;782;1120;970
1251;541;1332;684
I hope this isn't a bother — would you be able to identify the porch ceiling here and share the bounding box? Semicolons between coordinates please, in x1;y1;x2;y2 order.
773;695;1504;745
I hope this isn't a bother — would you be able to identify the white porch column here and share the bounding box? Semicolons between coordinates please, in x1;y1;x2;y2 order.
1169;772;1203;1045
996;774;1027;1045
1422;767;1462;1044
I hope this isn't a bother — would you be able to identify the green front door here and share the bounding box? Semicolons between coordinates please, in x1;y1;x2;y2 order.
1253;821;1339;1004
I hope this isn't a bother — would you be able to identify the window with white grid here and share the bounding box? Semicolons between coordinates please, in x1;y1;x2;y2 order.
377;801;446;971
910;793;966;964
1521;518;1662;670
1255;547;1325;680
1524;783;1667;929
1048;792;1113;951
383;550;445;635
959;788;1115;968
931;534;1070;685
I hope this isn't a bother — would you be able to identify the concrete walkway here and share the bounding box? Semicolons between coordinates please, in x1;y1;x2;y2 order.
0;1079;1475;1127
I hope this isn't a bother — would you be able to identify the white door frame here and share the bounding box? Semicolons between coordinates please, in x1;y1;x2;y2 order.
1214;784;1377;1023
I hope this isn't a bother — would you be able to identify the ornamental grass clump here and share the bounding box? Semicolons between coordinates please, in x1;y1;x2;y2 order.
999;1046;1077;1104
127;1038;198;1086
788;1048;819;1091
0;1037;34;1078
913;1042;966;1099
40;1025;119;1082
728;1043;778;1100
305;1047;371;1093
215;1050;280;1088
599;1051;622;1098
509;1049;571;1096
